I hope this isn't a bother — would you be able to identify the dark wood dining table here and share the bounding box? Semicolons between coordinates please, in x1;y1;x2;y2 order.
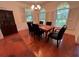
39;25;53;33
39;24;62;42
39;25;53;41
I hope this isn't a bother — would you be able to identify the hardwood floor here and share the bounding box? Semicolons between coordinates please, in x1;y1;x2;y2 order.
74;44;79;57
0;32;35;57
0;29;77;57
18;30;75;57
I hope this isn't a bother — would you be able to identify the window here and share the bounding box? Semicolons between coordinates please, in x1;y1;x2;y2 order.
39;9;46;24
25;9;33;22
55;2;69;27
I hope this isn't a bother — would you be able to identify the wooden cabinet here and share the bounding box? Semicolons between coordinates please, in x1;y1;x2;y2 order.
0;10;18;36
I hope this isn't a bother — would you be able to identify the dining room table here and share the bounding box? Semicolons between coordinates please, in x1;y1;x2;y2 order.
39;24;53;41
39;25;53;33
39;24;62;42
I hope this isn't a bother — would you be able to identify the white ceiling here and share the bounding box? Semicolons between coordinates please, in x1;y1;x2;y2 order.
21;1;79;5
21;1;50;5
20;1;79;8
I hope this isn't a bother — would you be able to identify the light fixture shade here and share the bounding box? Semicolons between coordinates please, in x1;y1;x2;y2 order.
31;5;34;10
31;4;41;10
37;5;41;9
35;7;38;9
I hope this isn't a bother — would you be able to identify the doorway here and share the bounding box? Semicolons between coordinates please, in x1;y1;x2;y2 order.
0;10;18;36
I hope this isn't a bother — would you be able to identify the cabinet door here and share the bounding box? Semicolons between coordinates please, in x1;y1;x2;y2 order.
0;10;18;36
5;11;15;24
5;11;18;34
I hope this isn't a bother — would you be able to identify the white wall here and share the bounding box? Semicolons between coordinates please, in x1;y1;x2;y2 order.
0;1;79;43
44;1;79;43
0;1;27;39
0;29;3;39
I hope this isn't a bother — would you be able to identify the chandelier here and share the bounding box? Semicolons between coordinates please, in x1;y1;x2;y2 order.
31;4;41;10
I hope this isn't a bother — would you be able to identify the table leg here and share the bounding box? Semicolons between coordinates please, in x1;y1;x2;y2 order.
45;31;49;42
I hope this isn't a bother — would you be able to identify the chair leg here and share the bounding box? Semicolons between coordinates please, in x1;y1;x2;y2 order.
57;40;59;48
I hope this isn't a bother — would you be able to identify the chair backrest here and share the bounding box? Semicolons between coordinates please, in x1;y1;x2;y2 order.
57;25;67;40
33;24;44;36
32;24;39;31
27;22;33;32
46;22;52;25
40;21;43;24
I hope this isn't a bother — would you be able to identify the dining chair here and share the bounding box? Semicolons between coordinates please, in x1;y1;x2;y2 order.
48;25;67;48
32;24;44;38
39;21;43;24
27;22;34;33
46;22;52;25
